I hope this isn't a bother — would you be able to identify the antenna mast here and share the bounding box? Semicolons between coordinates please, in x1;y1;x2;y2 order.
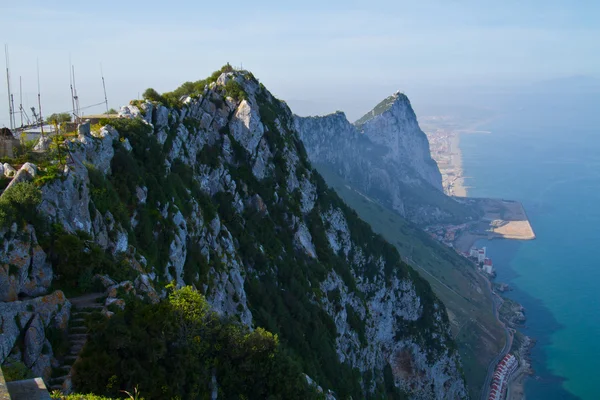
37;59;44;138
72;65;80;122
10;93;15;129
69;57;76;122
5;44;13;130
101;63;109;114
19;76;23;128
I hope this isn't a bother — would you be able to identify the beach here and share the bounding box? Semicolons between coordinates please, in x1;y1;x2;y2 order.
423;114;538;400
450;133;468;197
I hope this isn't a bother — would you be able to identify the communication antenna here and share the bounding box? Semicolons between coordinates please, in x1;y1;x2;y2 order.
101;63;109;114
19;76;23;127
69;57;76;122
10;93;15;129
37;59;44;137
5;44;13;130
72;65;80;122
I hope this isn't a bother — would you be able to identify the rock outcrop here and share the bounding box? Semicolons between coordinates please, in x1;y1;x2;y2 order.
0;291;71;382
295;93;477;225
0;224;52;302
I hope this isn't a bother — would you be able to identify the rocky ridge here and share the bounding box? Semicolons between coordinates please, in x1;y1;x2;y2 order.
0;67;467;398
295;92;477;225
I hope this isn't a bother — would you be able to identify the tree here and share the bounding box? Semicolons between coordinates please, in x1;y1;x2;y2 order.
142;88;163;103
106;108;118;115
72;286;317;399
45;112;72;124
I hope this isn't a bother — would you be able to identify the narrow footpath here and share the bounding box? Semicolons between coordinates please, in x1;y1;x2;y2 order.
49;293;104;393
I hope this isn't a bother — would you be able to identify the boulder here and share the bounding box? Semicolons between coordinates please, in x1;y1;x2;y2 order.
77;121;91;138
94;274;117;289
106;281;135;298
105;297;126;310
33;136;52;151
23;314;45;368
134;274;160;304
3;163;16;177
2;167;33;193
135;186;148;204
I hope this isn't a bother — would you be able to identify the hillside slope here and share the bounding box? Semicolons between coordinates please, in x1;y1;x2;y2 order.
0;67;467;399
316;165;506;399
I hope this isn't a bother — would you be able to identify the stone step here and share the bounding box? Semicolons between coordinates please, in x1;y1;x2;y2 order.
72;309;96;314
69;345;85;354
64;355;78;363
68;333;88;340
71;341;86;349
50;375;68;384
74;304;104;311
69;326;88;334
69;339;87;347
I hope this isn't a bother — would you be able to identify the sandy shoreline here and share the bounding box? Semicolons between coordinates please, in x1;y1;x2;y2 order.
427;116;535;400
450;133;468;197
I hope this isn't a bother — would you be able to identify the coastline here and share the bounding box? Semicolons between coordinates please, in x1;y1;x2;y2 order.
450;133;468;197
425;115;535;400
507;335;535;400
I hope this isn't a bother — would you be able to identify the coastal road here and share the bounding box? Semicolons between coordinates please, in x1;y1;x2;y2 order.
479;275;513;400
405;255;513;399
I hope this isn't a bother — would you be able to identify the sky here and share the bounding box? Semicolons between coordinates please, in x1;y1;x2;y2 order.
1;0;599;125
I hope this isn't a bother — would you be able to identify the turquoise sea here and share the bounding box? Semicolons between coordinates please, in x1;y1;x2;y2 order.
459;93;600;400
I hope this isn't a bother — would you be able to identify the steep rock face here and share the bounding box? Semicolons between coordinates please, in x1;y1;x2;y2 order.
357;93;442;190
295;93;475;225
0;68;467;398
0;291;71;382
0;224;52;302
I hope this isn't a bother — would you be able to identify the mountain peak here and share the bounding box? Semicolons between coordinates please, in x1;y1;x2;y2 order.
354;91;408;127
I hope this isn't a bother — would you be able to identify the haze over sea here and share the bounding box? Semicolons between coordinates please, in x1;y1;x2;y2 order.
458;89;600;400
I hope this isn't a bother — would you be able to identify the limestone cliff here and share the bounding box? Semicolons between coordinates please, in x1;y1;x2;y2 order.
295;92;476;225
0;68;467;399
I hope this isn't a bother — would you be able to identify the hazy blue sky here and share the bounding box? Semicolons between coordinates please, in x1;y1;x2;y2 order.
1;0;599;124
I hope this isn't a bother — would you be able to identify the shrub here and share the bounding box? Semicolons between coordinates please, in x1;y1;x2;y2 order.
0;181;42;228
223;79;247;101
141;88;163;104
2;360;32;382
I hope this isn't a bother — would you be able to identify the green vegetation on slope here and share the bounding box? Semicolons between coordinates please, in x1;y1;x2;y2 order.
354;93;402;127
141;64;249;109
73;286;317;400
316;164;505;399
0;181;41;228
